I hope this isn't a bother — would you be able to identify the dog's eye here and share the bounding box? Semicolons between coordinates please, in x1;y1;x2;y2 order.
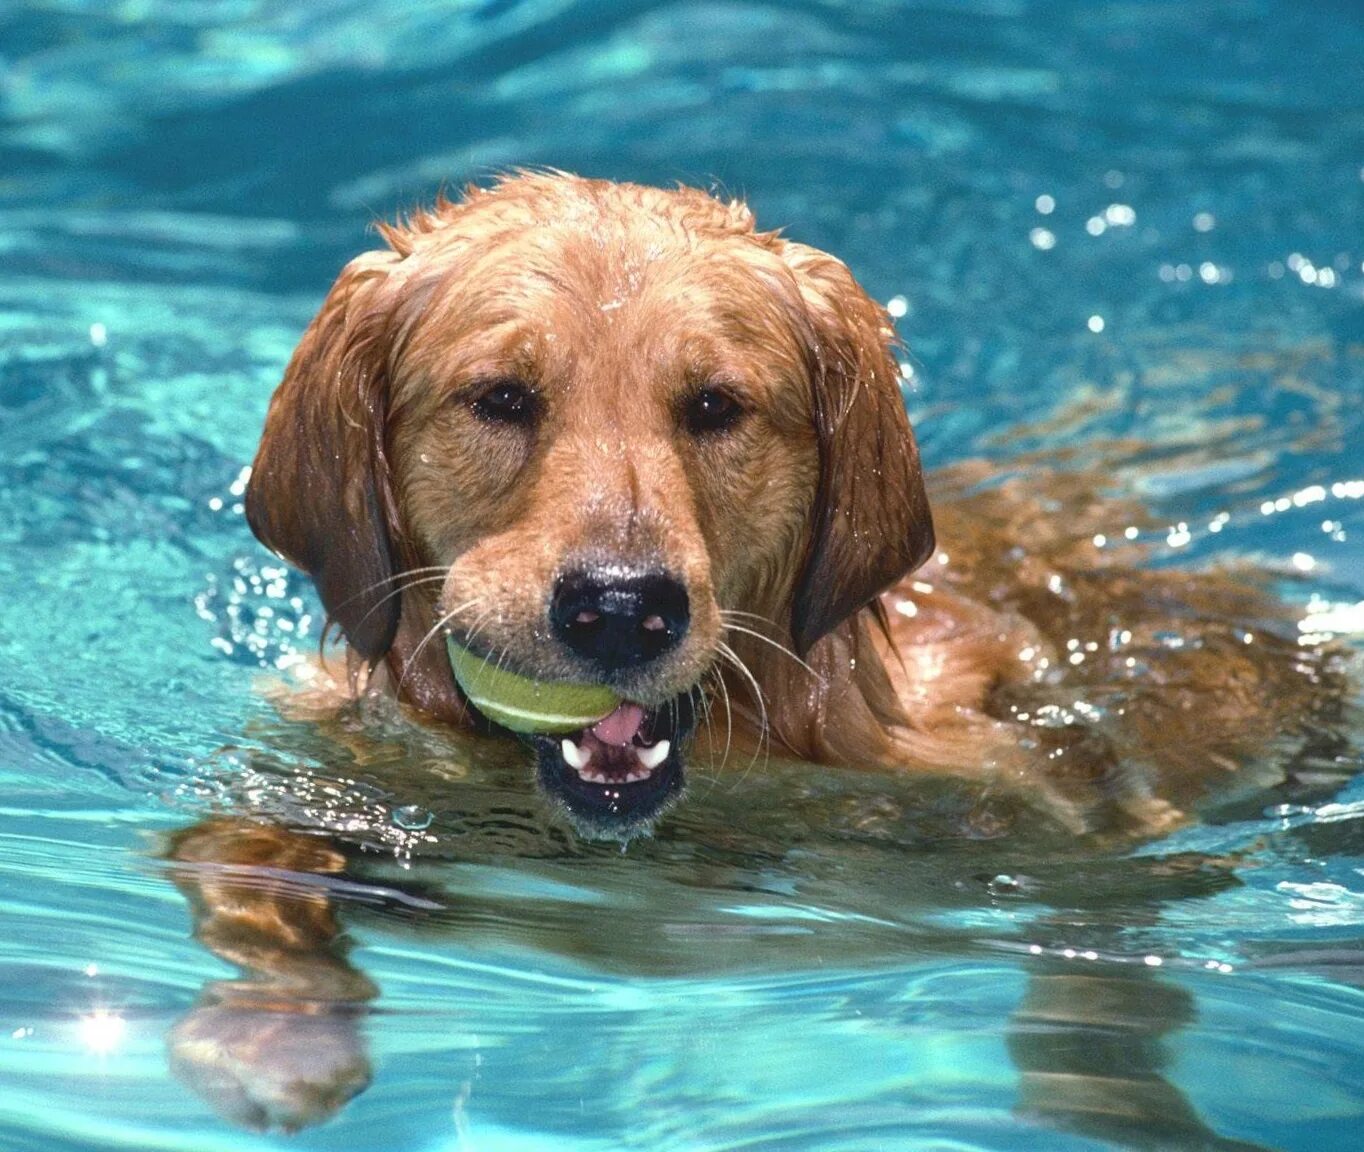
471;379;539;427
684;386;744;436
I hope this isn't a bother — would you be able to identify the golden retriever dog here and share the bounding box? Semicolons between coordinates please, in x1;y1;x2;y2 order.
163;172;1351;1138
244;170;1341;840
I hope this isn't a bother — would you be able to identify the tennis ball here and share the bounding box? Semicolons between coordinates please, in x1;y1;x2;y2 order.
446;638;621;734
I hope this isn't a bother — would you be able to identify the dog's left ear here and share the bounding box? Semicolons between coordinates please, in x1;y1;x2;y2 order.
781;245;935;656
245;251;406;663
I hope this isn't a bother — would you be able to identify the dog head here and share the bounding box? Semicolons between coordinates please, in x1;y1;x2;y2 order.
246;173;933;837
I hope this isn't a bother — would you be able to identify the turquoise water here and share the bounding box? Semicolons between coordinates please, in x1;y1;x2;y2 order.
2;1;1364;1149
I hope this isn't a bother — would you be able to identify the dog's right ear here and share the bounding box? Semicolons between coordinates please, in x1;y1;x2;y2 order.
777;245;935;657
245;252;404;663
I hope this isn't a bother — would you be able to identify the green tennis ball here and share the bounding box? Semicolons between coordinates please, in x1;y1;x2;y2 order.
446;638;621;734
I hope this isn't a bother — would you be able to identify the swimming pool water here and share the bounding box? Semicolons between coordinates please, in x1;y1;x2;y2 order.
1;1;1363;1149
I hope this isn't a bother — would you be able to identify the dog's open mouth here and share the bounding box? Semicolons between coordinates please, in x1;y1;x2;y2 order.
529;696;692;837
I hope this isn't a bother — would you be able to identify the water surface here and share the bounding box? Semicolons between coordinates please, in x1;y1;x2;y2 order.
1;1;1363;1149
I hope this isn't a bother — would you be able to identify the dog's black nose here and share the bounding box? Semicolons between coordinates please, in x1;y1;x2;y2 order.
551;570;690;671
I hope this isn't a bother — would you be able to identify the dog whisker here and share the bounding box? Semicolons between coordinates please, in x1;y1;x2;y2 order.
716;640;770;787
717;608;780;625
315;569;451;662
349;573;449;635
398;598;484;694
709;665;735;780
718;618;823;681
716;641;766;727
459;609;497;656
329;566;451;615
691;672;732;803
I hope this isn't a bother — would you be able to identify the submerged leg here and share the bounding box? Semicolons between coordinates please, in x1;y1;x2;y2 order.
1008;965;1271;1152
164;817;378;1132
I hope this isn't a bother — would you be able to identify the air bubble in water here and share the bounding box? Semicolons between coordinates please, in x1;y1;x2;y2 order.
987;874;1024;896
392;805;433;831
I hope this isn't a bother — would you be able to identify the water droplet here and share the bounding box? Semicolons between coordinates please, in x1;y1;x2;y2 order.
392;805;433;831
987;873;1024;896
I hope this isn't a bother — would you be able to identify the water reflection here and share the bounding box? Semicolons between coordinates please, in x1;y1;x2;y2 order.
166;820;375;1132
154;758;1314;1145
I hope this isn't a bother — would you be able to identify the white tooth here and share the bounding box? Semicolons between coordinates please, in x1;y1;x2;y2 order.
581;769;608;783
561;738;591;771
634;740;670;770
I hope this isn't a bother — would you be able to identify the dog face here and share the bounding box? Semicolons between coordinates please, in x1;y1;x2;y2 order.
246;174;933;837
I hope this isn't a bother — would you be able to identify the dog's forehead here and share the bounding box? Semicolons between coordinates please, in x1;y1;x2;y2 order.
397;210;802;377
436;176;758;243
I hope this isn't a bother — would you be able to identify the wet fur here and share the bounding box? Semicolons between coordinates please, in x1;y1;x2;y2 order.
162;173;1351;1136
246;172;1344;836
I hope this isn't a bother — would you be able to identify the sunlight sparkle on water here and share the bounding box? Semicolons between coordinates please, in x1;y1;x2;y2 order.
1301;598;1364;638
78;1009;126;1054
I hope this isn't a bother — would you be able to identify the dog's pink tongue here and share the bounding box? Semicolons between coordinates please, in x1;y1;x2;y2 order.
590;702;646;747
